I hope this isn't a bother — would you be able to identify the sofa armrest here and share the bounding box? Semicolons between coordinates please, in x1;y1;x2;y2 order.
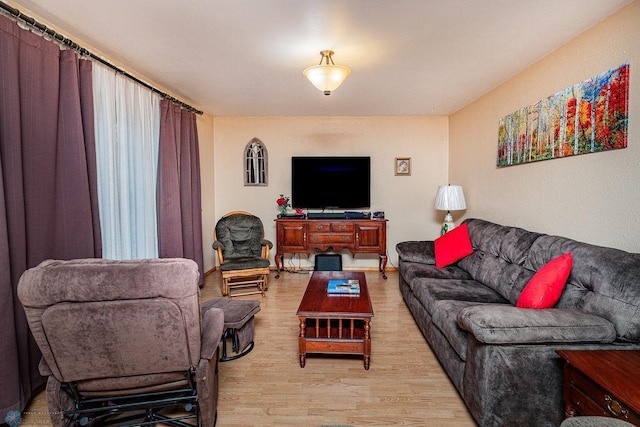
457;305;616;345
396;241;436;265
200;306;224;360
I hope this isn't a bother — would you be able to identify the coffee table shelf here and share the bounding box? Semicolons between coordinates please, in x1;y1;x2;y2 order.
302;318;366;340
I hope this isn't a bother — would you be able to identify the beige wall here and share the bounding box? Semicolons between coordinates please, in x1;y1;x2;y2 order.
449;0;640;253
208;116;449;270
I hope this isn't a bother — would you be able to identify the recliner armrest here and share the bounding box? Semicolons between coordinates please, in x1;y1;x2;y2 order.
396;241;436;265
200;306;225;360
261;239;273;249
457;305;616;345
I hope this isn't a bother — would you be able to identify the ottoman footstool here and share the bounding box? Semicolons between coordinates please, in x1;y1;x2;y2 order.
201;298;261;362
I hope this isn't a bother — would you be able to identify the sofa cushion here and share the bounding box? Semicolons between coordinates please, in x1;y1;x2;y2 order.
517;253;572;309
432;300;480;361
462;218;543;268
457;220;542;304
457;305;616;345
458;251;535;304
526;234;640;343
410;278;508;316
434;223;473;268
400;261;472;285
396;241;436;264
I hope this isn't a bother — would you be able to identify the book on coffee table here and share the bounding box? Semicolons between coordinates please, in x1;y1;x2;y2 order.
327;279;360;294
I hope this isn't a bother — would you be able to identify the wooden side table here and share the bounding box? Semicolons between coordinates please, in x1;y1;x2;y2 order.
556;350;640;425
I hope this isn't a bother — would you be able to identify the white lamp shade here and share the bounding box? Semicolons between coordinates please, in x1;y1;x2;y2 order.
434;185;467;211
303;64;351;93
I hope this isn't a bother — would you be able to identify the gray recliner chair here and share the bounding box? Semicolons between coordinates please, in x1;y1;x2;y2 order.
213;211;273;297
18;258;224;427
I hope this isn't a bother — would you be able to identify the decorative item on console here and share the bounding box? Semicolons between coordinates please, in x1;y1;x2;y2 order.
276;194;290;217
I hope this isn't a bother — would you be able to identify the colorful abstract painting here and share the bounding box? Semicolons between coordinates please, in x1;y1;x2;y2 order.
497;63;629;167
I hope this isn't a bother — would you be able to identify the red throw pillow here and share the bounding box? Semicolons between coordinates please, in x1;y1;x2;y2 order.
434;223;473;268
516;253;573;309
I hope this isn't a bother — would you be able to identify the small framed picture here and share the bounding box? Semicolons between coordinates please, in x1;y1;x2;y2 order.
394;157;411;176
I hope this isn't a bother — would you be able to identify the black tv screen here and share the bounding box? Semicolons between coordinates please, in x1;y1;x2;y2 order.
291;156;371;209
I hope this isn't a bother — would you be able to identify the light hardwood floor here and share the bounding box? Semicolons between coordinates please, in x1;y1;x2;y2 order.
22;269;475;427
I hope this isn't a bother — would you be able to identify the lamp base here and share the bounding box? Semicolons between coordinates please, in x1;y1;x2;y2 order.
441;212;456;235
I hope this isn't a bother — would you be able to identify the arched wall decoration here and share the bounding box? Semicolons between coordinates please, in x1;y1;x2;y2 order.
244;137;268;186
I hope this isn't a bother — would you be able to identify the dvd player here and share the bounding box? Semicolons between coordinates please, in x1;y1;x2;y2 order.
306;211;371;219
307;212;347;219
345;211;371;219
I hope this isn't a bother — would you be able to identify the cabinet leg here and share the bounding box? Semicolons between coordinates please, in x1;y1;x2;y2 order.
275;254;283;279
379;255;388;279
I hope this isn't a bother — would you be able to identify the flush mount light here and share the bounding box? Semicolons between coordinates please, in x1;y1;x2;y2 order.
303;50;351;95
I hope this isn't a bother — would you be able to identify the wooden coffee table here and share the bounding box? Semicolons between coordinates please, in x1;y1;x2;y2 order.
296;271;374;370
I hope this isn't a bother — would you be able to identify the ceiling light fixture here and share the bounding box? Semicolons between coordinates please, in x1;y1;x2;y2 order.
303;50;351;95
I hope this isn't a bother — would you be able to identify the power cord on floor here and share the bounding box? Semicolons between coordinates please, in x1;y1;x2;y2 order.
281;253;313;275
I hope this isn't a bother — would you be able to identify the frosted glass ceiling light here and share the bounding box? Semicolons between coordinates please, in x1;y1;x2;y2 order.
303;50;351;95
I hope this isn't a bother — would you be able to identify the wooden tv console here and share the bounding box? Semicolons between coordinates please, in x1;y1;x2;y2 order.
274;218;388;279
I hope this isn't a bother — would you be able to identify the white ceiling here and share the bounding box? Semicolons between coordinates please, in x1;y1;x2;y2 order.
7;0;632;116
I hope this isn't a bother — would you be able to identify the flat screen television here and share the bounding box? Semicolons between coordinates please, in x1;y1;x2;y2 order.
291;156;371;209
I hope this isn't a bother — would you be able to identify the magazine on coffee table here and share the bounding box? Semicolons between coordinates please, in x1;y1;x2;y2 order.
327;279;360;294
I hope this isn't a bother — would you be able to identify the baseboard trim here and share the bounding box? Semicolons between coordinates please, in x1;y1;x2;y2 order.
206;266;397;275
268;266;397;272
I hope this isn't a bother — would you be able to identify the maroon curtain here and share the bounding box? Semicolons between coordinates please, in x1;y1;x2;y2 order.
157;101;204;284
0;15;101;420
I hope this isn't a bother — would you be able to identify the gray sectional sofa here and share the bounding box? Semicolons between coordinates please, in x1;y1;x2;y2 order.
396;218;640;426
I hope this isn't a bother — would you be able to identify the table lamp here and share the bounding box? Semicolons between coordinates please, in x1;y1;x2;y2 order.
434;185;467;235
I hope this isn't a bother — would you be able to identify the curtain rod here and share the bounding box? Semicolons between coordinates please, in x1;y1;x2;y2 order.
0;2;204;115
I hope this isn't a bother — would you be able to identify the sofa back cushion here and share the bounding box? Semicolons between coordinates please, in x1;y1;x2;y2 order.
525;234;640;343
457;219;541;304
459;219;640;343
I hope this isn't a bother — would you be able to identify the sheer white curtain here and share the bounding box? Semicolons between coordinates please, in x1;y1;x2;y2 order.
92;62;160;259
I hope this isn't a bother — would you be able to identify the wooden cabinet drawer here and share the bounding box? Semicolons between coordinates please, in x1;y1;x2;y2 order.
307;233;354;245
308;222;331;232
565;363;640;424
307;222;354;232
331;223;354;232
